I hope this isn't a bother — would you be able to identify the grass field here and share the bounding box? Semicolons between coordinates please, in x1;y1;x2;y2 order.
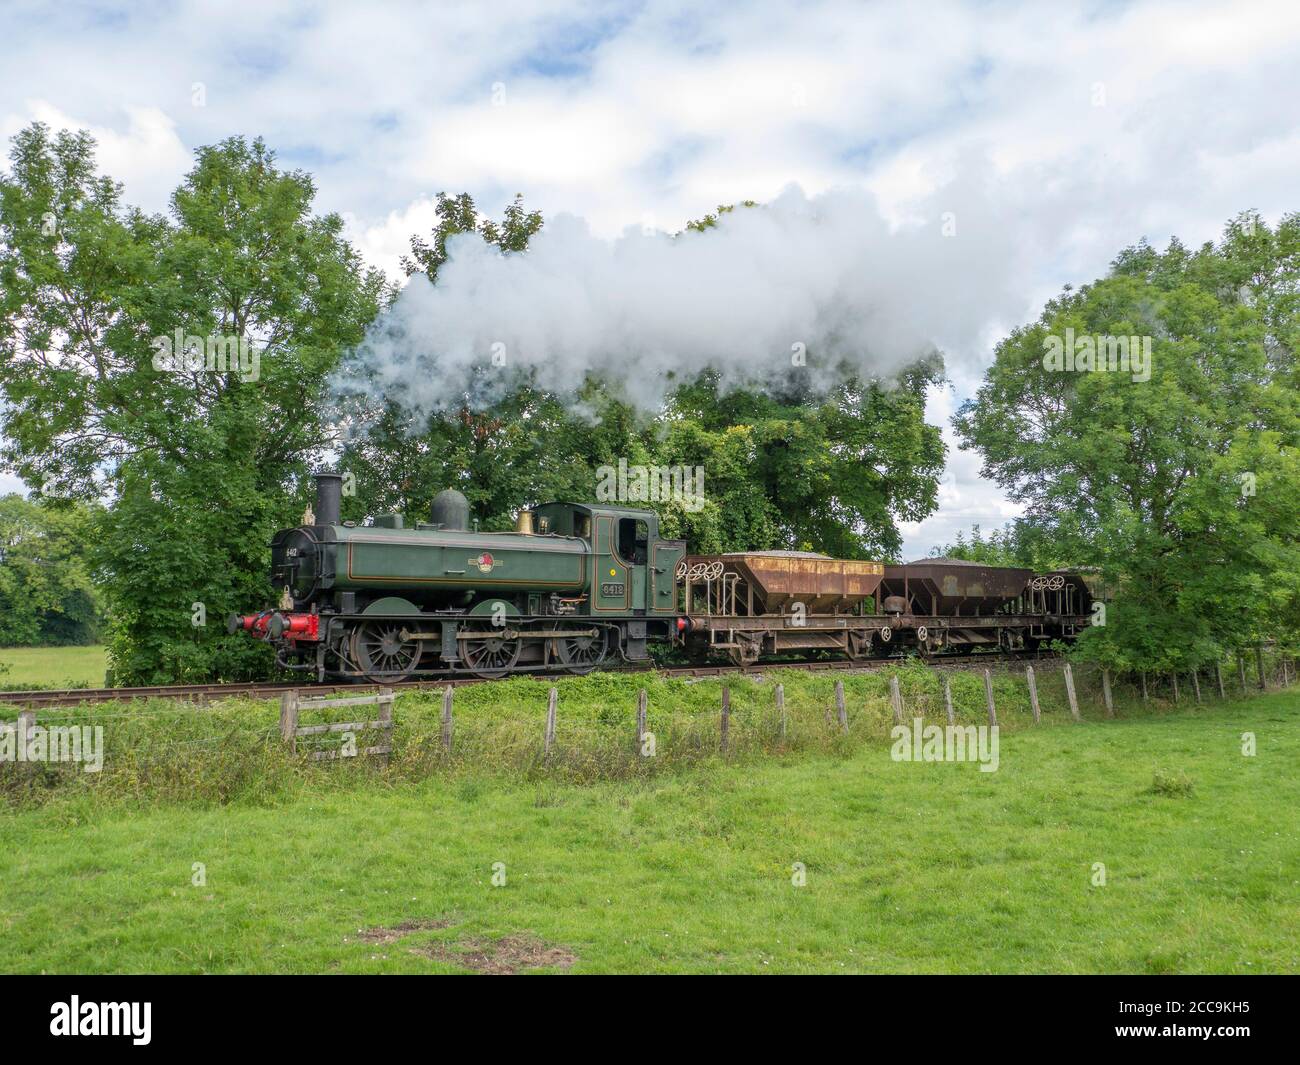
1;674;1296;974
0;645;106;689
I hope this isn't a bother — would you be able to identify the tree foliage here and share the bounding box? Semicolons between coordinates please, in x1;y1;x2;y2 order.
0;494;103;646
955;213;1300;670
0;124;385;682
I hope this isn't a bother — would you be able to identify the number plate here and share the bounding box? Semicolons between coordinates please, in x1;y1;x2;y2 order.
601;582;626;597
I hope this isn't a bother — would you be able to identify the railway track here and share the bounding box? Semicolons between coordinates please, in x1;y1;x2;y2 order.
0;650;1061;709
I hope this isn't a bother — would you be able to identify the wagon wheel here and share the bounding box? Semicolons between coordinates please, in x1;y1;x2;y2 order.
556;626;608;675
846;631;869;660
349;621;422;683
460;622;522;679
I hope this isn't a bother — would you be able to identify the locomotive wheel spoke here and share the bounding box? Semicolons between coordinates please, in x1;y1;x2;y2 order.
350;622;421;683
556;628;607;675
461;623;522;679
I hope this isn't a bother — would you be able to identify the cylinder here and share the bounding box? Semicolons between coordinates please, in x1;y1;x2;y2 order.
313;472;343;526
430;488;470;531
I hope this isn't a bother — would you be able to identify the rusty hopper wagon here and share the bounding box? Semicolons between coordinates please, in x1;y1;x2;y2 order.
879;559;1033;617
678;551;885;664
678;553;1093;663
877;558;1034;653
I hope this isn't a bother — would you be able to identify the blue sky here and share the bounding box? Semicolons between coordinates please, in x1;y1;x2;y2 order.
2;0;1298;557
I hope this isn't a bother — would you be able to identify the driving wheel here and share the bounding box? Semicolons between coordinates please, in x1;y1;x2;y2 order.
460;622;522;679
349;621;422;684
556;626;608;675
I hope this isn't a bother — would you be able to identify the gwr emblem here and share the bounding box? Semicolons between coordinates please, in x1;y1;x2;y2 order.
471;552;498;573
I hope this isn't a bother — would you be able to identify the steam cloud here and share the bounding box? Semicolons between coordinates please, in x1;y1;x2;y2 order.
333;178;1031;425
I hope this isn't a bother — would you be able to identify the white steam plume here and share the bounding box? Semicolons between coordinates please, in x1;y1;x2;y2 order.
333;177;1030;422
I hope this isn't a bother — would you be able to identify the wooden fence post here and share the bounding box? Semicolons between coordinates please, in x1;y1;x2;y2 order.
983;670;996;727
1026;666;1041;723
1102;669;1115;718
890;675;903;726
1191;670;1202;704
1256;646;1267;690
775;682;786;740
720;684;730;754
280;690;299;753
636;688;648;754
1063;664;1080;721
1215;662;1225;701
943;676;955;726
544;687;557;758
835;680;848;733
1171;673;1180;704
1140;671;1148;703
1238;655;1248;694
378;688;394;762
440;686;454;753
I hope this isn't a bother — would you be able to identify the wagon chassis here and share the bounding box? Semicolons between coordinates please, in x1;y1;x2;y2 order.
682;611;1093;663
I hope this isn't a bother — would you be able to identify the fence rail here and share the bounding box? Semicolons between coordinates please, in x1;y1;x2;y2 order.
280;688;394;762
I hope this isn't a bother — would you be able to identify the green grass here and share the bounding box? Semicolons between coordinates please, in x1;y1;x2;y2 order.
1;677;1296;973
0;644;106;689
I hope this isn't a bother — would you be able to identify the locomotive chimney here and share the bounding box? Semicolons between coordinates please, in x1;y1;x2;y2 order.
313;471;343;526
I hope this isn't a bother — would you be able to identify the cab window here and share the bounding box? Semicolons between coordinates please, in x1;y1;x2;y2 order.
618;518;649;565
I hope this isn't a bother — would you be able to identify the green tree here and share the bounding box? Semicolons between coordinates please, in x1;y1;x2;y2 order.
0;124;385;682
929;520;1074;569
340;380;650;531
662;364;945;558
401;191;542;281
0;494;104;646
955;212;1300;671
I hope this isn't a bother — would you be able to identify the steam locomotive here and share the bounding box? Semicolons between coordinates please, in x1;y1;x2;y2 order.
230;473;1095;682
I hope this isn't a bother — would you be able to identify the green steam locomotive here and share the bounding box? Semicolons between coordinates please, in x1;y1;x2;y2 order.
230;473;686;681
